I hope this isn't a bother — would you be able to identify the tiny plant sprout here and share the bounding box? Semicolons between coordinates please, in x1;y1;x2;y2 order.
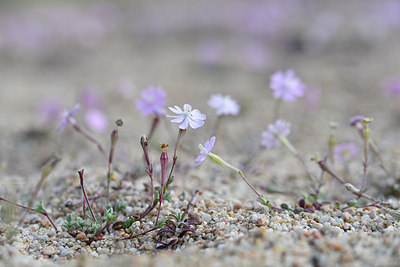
136;86;167;140
0;197;58;231
207;94;240;135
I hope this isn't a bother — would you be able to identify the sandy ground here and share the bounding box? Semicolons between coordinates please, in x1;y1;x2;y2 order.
1;1;400;266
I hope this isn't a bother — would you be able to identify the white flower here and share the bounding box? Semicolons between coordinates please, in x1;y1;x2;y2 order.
167;104;206;130
208;94;240;116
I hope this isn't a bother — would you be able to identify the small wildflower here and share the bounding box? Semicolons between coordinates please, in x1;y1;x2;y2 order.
349;115;363;127
57;104;80;131
195;136;216;166
85;109;108;132
270;69;305;102
167;104;206;130
334;142;358;162
261;119;291;149
208;94;240;116
136;86;166;116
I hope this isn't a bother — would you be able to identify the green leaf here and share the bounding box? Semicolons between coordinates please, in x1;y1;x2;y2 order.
34;201;45;214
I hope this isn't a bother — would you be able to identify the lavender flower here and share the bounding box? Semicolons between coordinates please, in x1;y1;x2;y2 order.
349;115;363;128
167;104;206;130
208;94;240;116
56;104;80;131
261;119;291;149
195;136;216;166
270;70;305;102
136;86;166;116
85;109;108;133
334;142;358;163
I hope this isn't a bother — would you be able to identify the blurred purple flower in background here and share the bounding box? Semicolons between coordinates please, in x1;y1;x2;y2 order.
167;104;206;130
80;88;102;109
195;136;216;166
37;99;62;124
79;88;109;132
136;86;166;116
384;78;400;97
261;119;291;149
85;109;108;133
57;104;80;131
270;70;305;102
334;142;358;163
208;94;240;116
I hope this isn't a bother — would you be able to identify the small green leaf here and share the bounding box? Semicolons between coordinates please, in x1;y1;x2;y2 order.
34;201;45;214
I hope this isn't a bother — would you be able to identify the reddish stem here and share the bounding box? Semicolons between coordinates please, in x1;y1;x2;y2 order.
78;169;97;222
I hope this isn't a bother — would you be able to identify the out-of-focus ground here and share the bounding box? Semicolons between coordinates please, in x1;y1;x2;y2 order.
1;0;400;264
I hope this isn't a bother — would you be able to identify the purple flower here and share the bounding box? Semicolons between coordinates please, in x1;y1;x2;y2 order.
85;109;108;133
261;119;291;148
349;115;363;127
334;142;358;162
208;94;240;116
135;86;166;116
57;104;80;131
270;70;305;102
195;136;216;166
167;104;206;130
37;99;62;124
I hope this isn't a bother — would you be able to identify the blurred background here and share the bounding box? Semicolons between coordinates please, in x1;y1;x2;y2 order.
1;0;400;196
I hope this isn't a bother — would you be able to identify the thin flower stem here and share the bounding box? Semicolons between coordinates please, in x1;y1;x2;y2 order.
69;117;106;158
0;197;58;231
78;169;97;222
185;190;201;214
147;115;160;141
166;129;186;186
313;158;389;204
238;171;261;197
121;227;157;240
